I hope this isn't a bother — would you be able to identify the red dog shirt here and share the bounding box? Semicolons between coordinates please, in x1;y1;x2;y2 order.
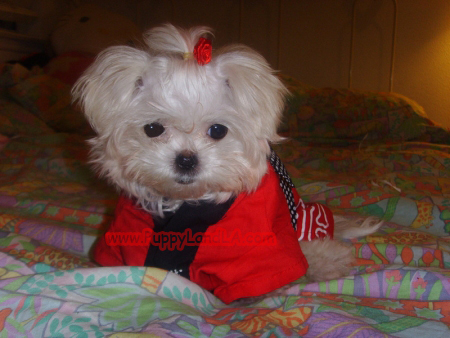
93;152;334;304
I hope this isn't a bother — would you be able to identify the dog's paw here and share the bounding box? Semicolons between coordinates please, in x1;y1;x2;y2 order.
333;215;383;239
300;238;354;282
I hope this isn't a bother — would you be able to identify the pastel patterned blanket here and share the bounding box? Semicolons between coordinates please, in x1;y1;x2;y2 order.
0;63;449;337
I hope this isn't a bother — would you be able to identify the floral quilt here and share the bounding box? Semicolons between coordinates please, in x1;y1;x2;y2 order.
0;63;449;337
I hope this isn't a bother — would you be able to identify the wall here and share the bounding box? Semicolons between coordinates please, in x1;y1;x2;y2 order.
279;0;450;129
394;1;450;129
107;0;450;128
4;0;450;128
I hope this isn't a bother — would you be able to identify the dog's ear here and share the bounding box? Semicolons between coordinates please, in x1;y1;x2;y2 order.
72;46;150;134
214;45;288;142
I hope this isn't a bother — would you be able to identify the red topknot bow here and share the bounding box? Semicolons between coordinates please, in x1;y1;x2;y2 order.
194;37;212;65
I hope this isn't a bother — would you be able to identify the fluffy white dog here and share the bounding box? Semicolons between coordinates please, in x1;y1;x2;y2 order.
73;24;381;303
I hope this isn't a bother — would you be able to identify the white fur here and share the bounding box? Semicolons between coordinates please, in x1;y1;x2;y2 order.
73;24;286;215
72;24;382;286
301;216;383;282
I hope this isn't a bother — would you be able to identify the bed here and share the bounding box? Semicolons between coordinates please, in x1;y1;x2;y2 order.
0;54;449;337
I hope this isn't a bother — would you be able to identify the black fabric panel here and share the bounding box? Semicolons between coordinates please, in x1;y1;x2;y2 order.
144;198;235;279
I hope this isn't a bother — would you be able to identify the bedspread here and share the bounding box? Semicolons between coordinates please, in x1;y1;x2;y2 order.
0;62;449;337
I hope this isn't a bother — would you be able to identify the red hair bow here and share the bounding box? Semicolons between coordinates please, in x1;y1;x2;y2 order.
194;37;212;65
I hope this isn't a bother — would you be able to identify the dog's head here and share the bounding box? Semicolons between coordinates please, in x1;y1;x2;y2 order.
72;24;288;214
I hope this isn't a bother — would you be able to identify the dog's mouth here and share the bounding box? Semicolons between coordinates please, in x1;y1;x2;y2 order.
175;176;195;185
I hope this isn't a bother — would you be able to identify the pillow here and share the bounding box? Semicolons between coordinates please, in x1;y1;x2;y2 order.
51;4;141;56
0;63;30;87
279;80;444;143
0;96;53;136
7;74;92;135
0;133;8;152
44;51;94;86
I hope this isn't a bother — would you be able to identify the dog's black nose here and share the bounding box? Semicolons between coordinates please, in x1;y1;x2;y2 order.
175;152;198;172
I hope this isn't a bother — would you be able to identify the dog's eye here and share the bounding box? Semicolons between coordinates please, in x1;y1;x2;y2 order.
207;124;228;140
144;123;165;138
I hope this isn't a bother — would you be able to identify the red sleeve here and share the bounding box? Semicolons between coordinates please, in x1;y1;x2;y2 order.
93;195;154;266
296;202;334;241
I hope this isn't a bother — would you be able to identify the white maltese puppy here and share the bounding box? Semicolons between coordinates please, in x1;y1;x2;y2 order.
73;24;381;304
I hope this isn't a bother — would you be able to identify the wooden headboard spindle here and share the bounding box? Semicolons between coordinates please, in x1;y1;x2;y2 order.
348;0;398;92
